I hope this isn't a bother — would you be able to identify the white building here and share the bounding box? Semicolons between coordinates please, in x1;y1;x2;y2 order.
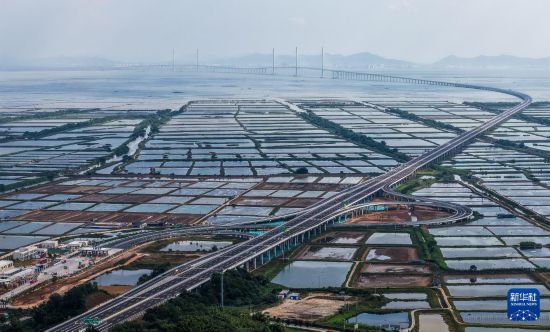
12;246;45;261
79;247;109;257
39;240;59;249
66;240;89;251
0;267;34;287
0;260;13;273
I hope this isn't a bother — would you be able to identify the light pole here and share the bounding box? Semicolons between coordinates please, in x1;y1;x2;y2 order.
220;269;224;309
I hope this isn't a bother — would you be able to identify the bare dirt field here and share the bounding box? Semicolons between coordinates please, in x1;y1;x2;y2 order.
362;263;430;274
17;210;198;225
85;290;113;309
256;182;347;192
98;285;132;296
263;293;357;321
349;205;451;225
354;274;432;288
363;247;419;263
234;197;289;206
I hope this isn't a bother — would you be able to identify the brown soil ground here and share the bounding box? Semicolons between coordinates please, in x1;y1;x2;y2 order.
263;293;357;321
85;290;113;309
284;198;322;208
104;194;158;203
11;250;144;308
362;263;430;274
98;285;132;296
233;197;289;206
414;208;452;221
133;252;201;267
363;247;419;263
349;205;451;225
352;209;413;223
21;184;107;195
65;185;109;194
16;210;198;225
256;182;348;192
536;272;550;286
354;274;432;288
73;193;118;202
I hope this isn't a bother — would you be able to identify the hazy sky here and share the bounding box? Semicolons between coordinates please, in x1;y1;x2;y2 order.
1;0;550;64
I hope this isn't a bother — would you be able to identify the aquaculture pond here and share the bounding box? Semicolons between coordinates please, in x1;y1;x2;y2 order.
446;284;550;297
346;312;409;329
382;300;430;309
271;261;352;288
93;269;153;286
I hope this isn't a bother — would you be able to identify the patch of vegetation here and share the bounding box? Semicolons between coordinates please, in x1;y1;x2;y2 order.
111;269;281;332
293;166;309;174
393;166;465;195
112;294;282;332
21;115;125;140
413;226;447;270
0;283;103;332
315;299;387;331
125;253;194;270
519;241;542;250
386;107;462;133
136;262;171;284
0;173;53;193
298;110;410;162
0;108;88;125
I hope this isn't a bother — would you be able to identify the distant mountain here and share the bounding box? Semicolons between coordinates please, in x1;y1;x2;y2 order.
2;52;550;71
433;55;550;69
215;52;417;69
217;52;550;71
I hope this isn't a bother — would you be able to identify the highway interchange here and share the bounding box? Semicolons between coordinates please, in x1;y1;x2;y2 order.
48;71;532;332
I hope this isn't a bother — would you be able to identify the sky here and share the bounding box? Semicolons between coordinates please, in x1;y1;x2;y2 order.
1;0;550;64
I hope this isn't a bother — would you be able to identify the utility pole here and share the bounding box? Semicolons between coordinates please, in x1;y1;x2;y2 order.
196;48;199;72
321;47;324;78
295;46;298;77
220;270;224;309
272;48;275;75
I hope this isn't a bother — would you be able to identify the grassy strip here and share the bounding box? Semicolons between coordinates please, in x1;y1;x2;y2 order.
0;174;53;193
385;107;461;133
394;168;448;194
298;110;410;163
426;288;442;309
0;108;90;125
413;226;447;270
